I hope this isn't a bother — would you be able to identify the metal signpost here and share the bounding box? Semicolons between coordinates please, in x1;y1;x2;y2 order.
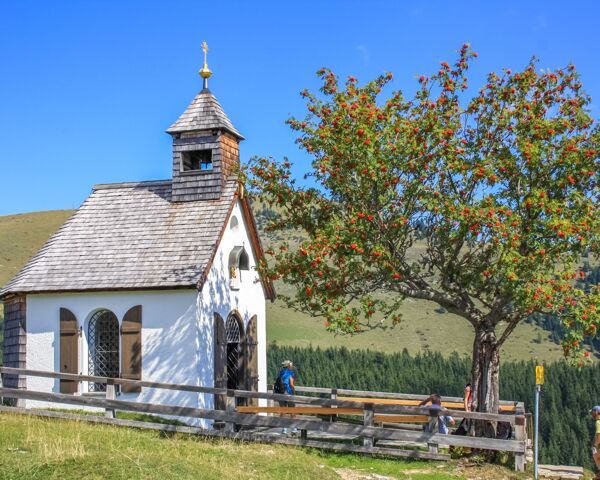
534;364;544;480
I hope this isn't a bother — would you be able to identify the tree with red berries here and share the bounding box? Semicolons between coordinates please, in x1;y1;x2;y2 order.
246;45;599;416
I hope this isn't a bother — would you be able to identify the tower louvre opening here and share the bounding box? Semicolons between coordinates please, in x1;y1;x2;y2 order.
182;149;213;171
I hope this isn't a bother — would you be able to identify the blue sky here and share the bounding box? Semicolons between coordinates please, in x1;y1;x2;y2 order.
0;0;598;215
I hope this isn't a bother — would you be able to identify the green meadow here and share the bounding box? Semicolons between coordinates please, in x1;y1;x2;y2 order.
0;209;567;363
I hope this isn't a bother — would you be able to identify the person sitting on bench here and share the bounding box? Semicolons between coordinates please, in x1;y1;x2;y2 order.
419;393;455;434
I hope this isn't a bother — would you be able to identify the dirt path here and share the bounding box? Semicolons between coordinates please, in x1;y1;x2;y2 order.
334;469;397;480
333;461;529;480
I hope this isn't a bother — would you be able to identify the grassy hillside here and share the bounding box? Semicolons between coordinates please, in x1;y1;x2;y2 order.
0;413;528;479
267;283;565;362
0;210;75;350
0;210;75;287
0;209;569;363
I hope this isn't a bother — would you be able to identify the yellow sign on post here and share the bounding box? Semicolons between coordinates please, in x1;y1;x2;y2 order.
536;365;545;385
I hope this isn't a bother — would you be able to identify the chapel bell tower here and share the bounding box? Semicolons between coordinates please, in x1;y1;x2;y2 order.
167;41;244;202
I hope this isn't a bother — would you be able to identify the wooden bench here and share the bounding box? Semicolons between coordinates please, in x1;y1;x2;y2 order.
374;414;430;424
237;407;438;427
236;407;433;426
236;406;363;415
336;396;517;413
237;403;517;425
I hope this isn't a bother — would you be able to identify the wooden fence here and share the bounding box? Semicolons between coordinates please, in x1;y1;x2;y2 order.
0;366;527;470
270;384;524;411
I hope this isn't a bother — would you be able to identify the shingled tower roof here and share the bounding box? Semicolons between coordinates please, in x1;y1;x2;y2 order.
166;89;244;139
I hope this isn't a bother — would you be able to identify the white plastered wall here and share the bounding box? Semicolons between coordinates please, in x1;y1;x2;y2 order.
200;199;268;407
25;289;207;425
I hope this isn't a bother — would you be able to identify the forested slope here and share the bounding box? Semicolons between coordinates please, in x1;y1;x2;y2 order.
268;345;599;469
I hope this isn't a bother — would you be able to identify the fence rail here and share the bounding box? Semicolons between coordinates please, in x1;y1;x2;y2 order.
290;385;524;409
0;367;521;421
0;367;527;470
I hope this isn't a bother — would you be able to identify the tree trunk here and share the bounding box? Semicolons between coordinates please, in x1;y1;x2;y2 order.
470;326;500;436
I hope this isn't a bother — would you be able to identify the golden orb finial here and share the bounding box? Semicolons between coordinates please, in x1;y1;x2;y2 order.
199;40;212;88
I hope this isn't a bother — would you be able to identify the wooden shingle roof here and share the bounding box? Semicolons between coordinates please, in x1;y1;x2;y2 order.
166;89;244;139
0;179;240;296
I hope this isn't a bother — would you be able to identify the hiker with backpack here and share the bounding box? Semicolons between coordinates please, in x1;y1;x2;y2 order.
274;360;298;435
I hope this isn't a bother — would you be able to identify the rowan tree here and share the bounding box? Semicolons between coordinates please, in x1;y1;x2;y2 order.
246;45;599;414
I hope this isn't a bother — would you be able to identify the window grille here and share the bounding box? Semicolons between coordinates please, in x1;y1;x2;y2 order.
88;309;119;392
226;315;241;344
226;315;242;390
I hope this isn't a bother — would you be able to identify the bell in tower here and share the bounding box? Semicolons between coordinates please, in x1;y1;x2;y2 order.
167;41;244;202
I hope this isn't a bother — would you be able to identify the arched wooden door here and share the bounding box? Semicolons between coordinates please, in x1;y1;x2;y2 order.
243;315;259;406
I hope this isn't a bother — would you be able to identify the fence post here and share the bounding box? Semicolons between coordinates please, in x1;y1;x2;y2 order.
362;402;374;448
266;384;273;414
514;413;526;472
225;390;236;432
330;388;338;422
105;379;116;419
427;408;439;454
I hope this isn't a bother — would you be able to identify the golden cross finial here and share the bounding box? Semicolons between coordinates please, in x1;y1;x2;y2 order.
199;40;212;84
202;41;209;64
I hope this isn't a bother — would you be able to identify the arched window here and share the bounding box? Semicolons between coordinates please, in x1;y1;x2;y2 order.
88;309;119;392
229;246;250;289
225;313;244;391
226;314;241;344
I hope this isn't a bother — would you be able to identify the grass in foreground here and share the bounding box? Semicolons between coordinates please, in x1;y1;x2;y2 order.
0;412;530;480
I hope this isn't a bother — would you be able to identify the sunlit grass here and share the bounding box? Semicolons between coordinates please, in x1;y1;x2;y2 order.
267;282;567;363
0;412;530;480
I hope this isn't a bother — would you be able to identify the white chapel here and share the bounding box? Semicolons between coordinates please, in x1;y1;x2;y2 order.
1;43;275;427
